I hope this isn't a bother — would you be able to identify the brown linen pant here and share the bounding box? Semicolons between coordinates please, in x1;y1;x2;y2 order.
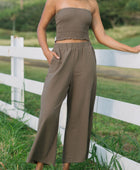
26;41;97;166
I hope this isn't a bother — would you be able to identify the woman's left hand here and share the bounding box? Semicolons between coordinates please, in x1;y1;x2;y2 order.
132;45;140;53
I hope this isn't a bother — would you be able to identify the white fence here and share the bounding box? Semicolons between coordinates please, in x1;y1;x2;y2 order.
0;35;140;169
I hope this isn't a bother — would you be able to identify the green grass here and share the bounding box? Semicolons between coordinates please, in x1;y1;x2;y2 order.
93;34;140;49
0;111;118;170
0;111;37;170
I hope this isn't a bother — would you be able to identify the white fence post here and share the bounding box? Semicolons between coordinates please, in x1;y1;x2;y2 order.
10;35;24;110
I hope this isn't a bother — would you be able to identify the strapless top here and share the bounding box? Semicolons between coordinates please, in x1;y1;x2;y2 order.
54;7;92;42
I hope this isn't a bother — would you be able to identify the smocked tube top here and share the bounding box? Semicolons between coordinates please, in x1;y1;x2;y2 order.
54;7;92;42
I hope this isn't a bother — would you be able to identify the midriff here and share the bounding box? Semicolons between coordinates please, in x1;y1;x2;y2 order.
55;39;89;43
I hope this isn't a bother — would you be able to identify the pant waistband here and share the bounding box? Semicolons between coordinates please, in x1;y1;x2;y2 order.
53;40;92;48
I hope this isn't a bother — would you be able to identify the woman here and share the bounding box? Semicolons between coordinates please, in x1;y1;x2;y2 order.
26;0;140;170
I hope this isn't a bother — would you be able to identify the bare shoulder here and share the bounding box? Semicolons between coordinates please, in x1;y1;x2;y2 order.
44;0;57;16
37;0;58;29
55;0;66;12
88;0;99;14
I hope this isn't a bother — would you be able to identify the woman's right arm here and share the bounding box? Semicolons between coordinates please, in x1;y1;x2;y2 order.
37;0;59;64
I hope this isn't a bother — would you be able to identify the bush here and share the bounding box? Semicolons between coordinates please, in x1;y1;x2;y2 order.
0;0;139;32
125;1;140;11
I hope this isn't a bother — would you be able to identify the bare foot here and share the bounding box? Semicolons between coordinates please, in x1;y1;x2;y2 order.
63;163;70;170
35;162;43;170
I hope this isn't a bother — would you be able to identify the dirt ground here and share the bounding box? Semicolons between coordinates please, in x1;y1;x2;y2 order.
0;56;140;85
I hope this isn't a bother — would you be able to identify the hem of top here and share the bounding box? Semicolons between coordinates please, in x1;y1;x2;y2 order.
55;37;90;41
55;31;90;42
54;40;92;48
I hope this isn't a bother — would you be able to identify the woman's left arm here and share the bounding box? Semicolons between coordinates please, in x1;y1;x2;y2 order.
91;0;140;54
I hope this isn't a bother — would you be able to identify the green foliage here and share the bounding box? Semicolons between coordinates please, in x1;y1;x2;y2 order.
0;0;140;32
97;0;140;28
0;0;56;32
125;0;140;11
0;111;123;169
0;0;17;10
0;1;46;31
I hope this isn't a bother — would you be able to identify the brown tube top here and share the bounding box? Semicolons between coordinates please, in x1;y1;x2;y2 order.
54;7;92;42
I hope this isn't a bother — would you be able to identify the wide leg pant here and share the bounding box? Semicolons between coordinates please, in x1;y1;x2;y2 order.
26;41;97;166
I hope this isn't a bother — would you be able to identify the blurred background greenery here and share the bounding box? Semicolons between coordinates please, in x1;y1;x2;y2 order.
0;0;140;32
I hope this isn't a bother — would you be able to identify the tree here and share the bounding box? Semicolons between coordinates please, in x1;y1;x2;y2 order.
20;0;23;10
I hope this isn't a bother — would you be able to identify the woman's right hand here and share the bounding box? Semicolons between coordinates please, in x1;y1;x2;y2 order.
45;50;60;65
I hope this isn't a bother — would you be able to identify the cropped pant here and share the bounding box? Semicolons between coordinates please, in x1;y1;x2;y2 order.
26;41;97;166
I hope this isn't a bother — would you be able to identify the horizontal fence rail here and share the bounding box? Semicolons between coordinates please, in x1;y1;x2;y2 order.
0;45;140;68
1;73;140;127
0;35;140;169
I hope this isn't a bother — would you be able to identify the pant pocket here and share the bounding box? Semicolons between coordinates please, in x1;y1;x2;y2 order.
49;55;55;65
90;46;96;65
48;47;61;73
